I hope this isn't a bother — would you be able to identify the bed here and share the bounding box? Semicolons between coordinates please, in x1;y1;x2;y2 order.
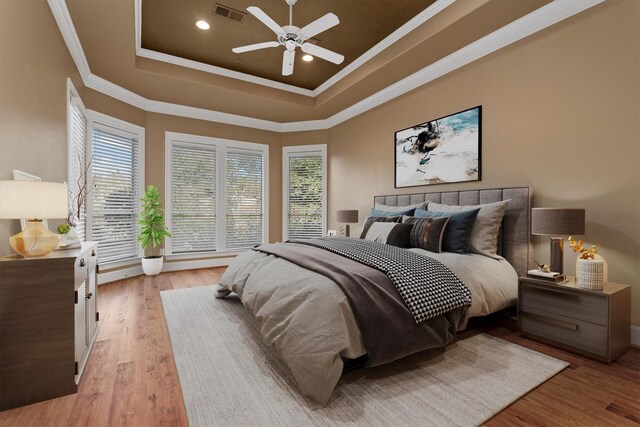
217;187;532;407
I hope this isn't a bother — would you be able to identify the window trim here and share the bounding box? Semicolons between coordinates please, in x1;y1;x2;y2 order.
86;109;146;263
164;131;269;255
66;78;87;238
282;144;327;241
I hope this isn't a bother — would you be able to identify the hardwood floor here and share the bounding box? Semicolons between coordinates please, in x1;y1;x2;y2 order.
1;268;638;426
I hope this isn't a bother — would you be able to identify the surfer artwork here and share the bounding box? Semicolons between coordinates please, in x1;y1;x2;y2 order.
394;106;481;188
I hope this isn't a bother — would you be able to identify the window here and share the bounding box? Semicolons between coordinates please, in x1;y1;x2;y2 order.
87;111;145;264
165;133;268;255
66;79;87;240
169;143;217;253
283;145;327;240
225;150;264;250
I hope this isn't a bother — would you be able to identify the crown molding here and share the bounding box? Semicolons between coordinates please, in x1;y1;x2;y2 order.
312;0;455;96
133;0;454;97
47;0;90;80
136;47;315;97
49;0;604;134
281;0;606;131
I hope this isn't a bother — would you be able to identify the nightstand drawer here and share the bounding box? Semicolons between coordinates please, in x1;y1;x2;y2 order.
520;283;607;326
520;307;607;356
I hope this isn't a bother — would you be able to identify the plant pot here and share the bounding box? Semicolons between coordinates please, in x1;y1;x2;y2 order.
67;226;80;241
142;256;163;276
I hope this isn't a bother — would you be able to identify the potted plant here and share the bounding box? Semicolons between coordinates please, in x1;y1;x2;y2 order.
137;185;171;276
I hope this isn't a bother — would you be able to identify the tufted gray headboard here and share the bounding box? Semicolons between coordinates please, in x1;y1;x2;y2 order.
374;187;532;277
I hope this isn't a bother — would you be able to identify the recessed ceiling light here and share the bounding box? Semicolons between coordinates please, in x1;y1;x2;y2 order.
195;20;210;30
302;54;314;62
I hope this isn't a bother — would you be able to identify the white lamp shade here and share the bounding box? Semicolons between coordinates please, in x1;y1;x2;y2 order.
0;181;68;219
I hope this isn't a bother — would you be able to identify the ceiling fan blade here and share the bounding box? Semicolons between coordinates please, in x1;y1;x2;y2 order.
247;6;284;36
298;13;339;39
301;43;344;65
232;41;280;54
282;49;295;76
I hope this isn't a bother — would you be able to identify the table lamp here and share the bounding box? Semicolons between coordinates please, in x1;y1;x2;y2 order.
336;209;359;237
531;207;585;274
0;181;69;257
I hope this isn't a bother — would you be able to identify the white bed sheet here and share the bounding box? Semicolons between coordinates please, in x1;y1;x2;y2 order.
409;248;519;318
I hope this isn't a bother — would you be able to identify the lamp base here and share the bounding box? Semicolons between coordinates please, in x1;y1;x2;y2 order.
345;224;351;238
9;220;61;257
549;237;564;274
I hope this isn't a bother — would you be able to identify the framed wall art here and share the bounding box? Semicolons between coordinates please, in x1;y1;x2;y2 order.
394;106;481;188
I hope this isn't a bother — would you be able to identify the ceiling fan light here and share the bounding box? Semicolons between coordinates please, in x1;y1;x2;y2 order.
195;20;210;30
302;54;314;62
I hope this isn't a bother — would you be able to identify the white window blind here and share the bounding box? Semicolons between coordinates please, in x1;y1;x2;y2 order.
170;144;217;253
67;89;87;240
225;151;265;250
90;126;141;264
283;145;327;240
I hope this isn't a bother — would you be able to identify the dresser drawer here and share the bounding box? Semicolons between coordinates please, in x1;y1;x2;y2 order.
520;283;607;326
520;307;607;356
74;255;88;290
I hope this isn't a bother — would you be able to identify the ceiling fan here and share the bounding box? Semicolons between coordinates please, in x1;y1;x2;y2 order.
232;0;344;76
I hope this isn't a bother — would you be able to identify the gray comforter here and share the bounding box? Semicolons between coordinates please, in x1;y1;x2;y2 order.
218;243;469;407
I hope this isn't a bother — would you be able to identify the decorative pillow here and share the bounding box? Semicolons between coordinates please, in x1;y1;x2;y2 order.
370;207;416;217
374;201;428;213
403;217;450;253
359;216;402;239
363;222;413;248
427;200;510;258
415;208;480;254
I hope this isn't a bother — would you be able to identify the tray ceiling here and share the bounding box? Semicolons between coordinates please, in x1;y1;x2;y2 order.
140;0;435;90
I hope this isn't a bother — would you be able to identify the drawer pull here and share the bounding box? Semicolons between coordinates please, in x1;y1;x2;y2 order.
80;259;86;267
86;292;93;300
522;312;578;331
91;250;96;257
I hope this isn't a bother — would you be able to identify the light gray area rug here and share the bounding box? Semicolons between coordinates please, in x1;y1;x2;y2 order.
161;285;568;427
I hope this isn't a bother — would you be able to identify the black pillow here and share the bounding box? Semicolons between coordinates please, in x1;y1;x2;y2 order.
363;222;414;248
414;208;480;253
403;216;450;253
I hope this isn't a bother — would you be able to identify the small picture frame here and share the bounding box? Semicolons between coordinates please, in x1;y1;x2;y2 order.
327;230;337;237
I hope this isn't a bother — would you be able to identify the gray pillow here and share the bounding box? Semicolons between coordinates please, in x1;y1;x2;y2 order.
427;200;510;258
374;201;428;213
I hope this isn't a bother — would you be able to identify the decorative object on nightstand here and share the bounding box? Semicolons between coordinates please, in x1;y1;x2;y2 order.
336;209;359;237
0;180;68;257
531;207;585;274
518;276;630;363
569;236;606;290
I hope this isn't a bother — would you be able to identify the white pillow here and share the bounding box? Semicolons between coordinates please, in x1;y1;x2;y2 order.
427;200;510;259
363;222;397;243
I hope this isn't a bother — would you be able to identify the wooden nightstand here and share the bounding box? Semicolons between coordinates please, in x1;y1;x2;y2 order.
518;276;631;363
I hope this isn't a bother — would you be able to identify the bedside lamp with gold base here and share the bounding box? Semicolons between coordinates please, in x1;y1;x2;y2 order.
0;181;68;257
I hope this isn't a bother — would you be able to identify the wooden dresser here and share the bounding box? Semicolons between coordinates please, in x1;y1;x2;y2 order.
518;276;631;363
0;242;99;411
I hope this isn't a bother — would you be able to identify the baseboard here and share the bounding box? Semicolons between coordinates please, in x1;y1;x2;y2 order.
162;257;236;272
97;256;237;285
98;265;143;285
631;325;640;348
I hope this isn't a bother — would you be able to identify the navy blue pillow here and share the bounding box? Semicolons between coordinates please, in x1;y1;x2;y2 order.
370;207;416;217
414;208;480;254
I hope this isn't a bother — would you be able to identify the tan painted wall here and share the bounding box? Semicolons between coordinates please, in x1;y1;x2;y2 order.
0;0;84;256
326;0;640;325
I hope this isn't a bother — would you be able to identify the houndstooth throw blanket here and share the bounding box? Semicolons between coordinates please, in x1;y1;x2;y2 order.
288;237;472;323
